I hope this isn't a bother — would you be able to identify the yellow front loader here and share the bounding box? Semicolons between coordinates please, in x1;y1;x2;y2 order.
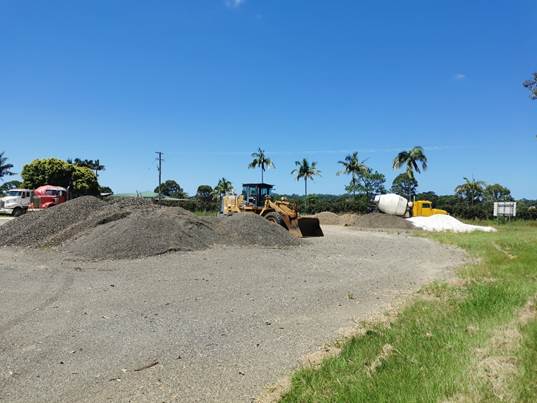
221;183;323;238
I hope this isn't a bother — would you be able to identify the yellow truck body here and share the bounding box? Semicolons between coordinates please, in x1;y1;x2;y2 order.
412;200;448;217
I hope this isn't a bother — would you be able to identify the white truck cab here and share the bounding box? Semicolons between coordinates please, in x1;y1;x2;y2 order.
0;189;32;217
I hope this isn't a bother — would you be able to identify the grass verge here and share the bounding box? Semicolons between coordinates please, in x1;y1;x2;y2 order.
280;222;537;402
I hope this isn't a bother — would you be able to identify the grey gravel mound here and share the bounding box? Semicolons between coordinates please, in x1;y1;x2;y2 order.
64;208;218;259
0;196;107;247
0;196;298;259
214;213;300;248
315;211;342;225
314;211;414;230
350;212;415;230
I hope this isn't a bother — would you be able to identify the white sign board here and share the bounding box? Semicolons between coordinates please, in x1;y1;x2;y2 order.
493;202;517;217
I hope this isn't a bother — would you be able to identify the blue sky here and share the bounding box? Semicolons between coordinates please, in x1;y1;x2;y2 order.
1;0;536;198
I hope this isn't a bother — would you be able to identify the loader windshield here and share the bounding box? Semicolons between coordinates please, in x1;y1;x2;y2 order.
241;183;274;208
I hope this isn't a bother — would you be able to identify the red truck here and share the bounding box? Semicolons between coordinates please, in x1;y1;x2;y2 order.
28;185;69;210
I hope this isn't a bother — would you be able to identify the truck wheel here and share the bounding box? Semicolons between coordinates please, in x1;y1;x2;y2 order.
12;207;23;217
264;212;287;229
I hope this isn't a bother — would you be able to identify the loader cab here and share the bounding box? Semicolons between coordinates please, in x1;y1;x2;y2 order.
242;183;273;208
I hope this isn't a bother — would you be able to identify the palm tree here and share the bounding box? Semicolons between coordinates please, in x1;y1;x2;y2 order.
248;148;275;183
213;177;233;198
291;158;321;197
91;159;105;178
455;177;486;206
337;151;368;196
67;158;105;177
0;152;14;181
392;146;428;180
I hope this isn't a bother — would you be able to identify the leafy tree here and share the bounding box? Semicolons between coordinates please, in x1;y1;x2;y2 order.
523;72;537;100
346;168;386;199
71;166;100;196
0;180;22;195
248;148;275;183
291;158;321;197
0;152;15;181
196;185;215;210
392;146;428;180
154;179;187;199
484;183;513;202
391;173;418;200
454;177;486;205
213;178;233;197
67;158;105;177
337;152;368;196
21;158;99;196
356;169;386;199
99;186;113;194
416;191;438;204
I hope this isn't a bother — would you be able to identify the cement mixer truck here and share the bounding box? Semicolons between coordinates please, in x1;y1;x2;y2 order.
374;194;447;218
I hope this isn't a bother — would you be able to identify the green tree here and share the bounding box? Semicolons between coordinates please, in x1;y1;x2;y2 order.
291;158;321;197
454;177;486;206
0;180;22;195
391;173;418;200
154;179;187;199
484;183;513;202
248;148;275;183
71;165;100;196
0;152;15;181
99;186;113;194
523;72;537;100
392;146;428;181
21;158;99;196
354;169;386;199
337;152;368;196
196;185;215;210
67;158;105;178
213;178;233;197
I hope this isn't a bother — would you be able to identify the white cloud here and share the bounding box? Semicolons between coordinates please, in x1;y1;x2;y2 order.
454;73;466;80
225;0;245;8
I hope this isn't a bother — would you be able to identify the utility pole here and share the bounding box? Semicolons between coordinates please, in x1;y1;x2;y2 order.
155;151;163;203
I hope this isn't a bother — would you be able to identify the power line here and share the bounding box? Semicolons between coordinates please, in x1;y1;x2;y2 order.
155;151;164;203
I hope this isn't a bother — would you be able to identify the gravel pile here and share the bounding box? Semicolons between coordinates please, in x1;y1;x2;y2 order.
340;213;362;226
315;212;342;225
348;213;415;230
314;211;414;230
214;213;300;248
408;215;497;233
0;197;298;259
64;208;219;259
0;196;107;247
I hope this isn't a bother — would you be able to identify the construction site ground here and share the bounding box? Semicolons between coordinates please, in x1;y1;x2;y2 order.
0;225;466;402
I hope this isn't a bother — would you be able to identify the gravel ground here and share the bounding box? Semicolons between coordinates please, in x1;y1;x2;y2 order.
0;217;13;225
0;226;466;402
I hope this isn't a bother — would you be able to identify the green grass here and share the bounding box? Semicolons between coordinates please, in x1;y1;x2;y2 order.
281;222;537;402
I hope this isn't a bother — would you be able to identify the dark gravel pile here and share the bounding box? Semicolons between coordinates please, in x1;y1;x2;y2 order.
349;213;415;230
214;213;300;248
64;208;218;259
315;212;342;225
0;196;107;247
0;196;298;259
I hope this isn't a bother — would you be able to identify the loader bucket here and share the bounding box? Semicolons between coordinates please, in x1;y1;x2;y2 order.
297;217;324;237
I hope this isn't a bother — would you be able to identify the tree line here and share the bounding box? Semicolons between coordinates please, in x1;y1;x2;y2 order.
1;71;535;215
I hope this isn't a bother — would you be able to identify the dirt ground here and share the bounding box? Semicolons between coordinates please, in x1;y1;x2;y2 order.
0;226;466;402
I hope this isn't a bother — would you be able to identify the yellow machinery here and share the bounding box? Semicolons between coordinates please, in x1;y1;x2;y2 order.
221;183;323;238
411;200;448;217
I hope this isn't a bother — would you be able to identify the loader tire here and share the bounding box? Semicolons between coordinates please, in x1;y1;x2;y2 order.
264;212;287;229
